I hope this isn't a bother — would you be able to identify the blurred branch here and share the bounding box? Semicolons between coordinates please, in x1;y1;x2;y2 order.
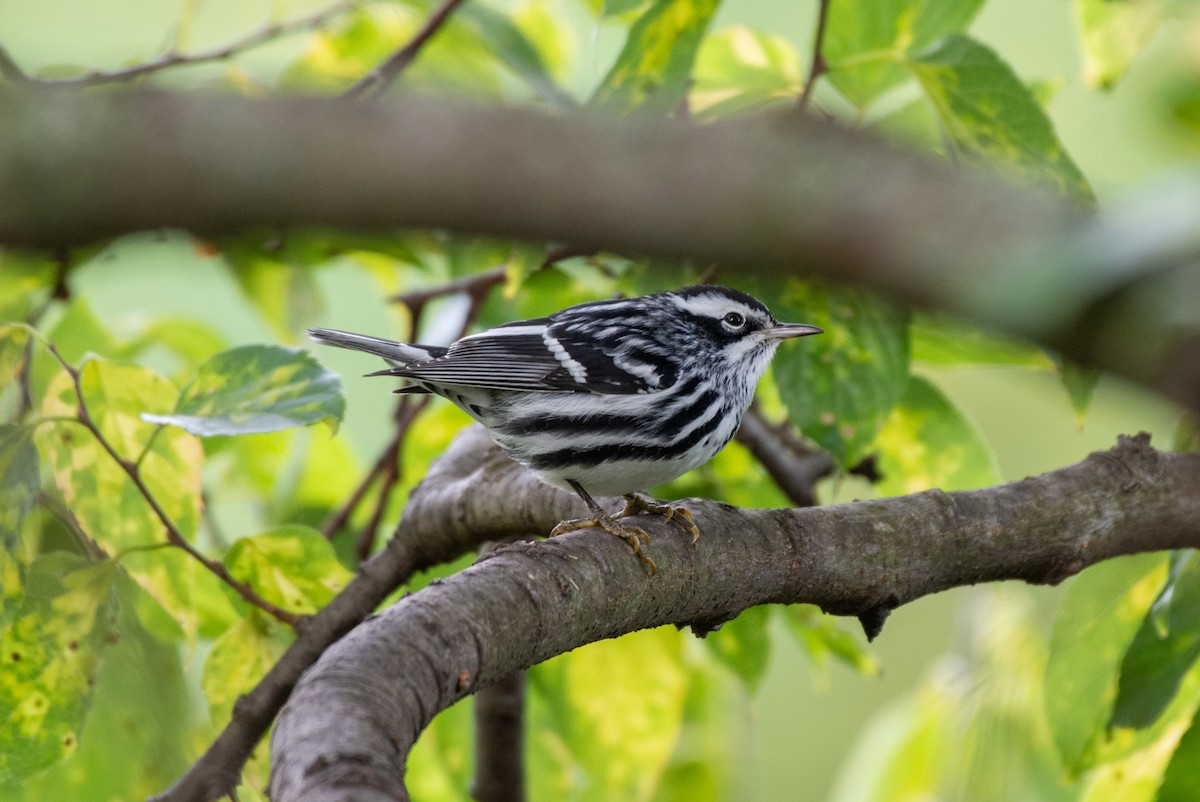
43;343;301;626
0;0;359;87
3;90;1197;409
796;0;831;112
735;405;834;508
269;429;1200;801
342;0;467;101
472;670;527;802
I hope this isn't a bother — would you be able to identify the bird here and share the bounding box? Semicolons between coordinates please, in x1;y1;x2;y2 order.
308;284;822;573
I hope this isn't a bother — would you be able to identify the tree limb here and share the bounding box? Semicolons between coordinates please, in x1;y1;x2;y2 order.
268;428;1200;801
1;89;1197;411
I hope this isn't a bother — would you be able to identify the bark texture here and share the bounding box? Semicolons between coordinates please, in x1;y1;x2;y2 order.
269;428;1200;802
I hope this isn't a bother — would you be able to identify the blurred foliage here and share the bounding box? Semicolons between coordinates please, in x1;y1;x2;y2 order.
1;0;1197;800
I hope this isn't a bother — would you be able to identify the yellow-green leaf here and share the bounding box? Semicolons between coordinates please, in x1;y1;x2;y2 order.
591;0;721;116
224;525;353;616
692;26;802;117
202;615;291;723
144;345;345;437
0;425;39;544
0;554;116;781
1074;0;1172;89
908;35;1095;206
873;375;1000;495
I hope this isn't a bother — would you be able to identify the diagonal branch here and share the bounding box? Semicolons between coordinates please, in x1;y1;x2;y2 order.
269;429;1200;801
342;0;468;101
0;0;359;87
796;0;831;112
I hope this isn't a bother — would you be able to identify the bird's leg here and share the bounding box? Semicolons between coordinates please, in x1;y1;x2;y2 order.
550;481;657;575
619;493;701;544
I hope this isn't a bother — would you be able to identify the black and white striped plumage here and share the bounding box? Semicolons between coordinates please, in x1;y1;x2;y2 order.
309;285;821;570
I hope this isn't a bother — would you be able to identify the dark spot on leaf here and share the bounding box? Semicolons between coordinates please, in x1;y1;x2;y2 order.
68;641;79;651
62;734;75;747
10;651;20;662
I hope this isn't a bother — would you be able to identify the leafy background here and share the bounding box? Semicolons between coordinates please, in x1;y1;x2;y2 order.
1;0;1198;800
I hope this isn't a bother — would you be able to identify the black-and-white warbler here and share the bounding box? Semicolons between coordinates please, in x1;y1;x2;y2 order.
309;285;821;572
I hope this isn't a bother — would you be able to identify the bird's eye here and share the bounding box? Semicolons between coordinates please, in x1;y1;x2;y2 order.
722;312;746;328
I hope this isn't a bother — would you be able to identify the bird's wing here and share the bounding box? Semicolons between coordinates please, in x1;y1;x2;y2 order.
380;312;680;395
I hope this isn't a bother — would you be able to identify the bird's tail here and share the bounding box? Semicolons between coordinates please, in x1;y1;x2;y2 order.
307;328;447;366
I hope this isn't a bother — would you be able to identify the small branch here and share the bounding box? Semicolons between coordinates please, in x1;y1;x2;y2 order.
796;0;831;113
269;432;1200;801
5;0;358;87
735;405;833;507
45;344;300;627
342;0;468;101
389;265;508;309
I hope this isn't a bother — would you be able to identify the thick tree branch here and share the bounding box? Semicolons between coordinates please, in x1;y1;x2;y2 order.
1;89;1197;410
269;429;1200;801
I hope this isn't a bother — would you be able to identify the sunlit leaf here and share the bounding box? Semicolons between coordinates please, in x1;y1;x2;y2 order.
530;627;687;800
1045;554;1169;772
824;0;984;107
908;35;1096;206
0;425;39;545
772;280;910;467
910;315;1053;368
224;525;353;616
0;554;116;780
36;359;223;642
702;605;771;691
225;255;322;343
591;0;721;116
1157;711;1200;802
873;376;1000;495
691;26;802;117
143;345;345;437
1110;552;1200;729
1074;0;1172;89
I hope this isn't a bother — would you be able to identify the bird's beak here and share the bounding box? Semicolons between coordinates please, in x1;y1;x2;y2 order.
762;323;823;340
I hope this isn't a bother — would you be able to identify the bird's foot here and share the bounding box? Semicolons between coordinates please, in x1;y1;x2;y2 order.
619;493;700;544
550;514;657;575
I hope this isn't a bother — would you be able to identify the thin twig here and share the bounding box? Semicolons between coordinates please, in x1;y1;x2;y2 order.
389;264;508;311
342;0;468;101
351;395;429;561
4;0;358;87
796;0;831;113
45;343;301;626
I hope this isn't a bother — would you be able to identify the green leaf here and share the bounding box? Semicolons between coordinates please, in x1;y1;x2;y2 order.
1173;414;1199;453
1110;552;1200;729
824;0;984;107
873;376;1000;495
1157;710;1200;802
0;554;116;781
143;345;345;437
691;26;802;118
591;0;721;116
0;251;57;322
1044;553;1169;772
1058;359;1101;422
702;605;771;691
780;605;880;677
1073;0;1172;89
772;280;910;467
0;426;39;545
459;2;574;106
908;35;1096;206
226;255;322;343
36;359;223;642
0;325;29;394
224;525;354;616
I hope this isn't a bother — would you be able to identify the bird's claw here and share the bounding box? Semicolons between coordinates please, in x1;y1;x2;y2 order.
549;514;657;575
620;494;701;544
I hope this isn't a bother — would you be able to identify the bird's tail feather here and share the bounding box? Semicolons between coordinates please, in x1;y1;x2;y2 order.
306;328;446;366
